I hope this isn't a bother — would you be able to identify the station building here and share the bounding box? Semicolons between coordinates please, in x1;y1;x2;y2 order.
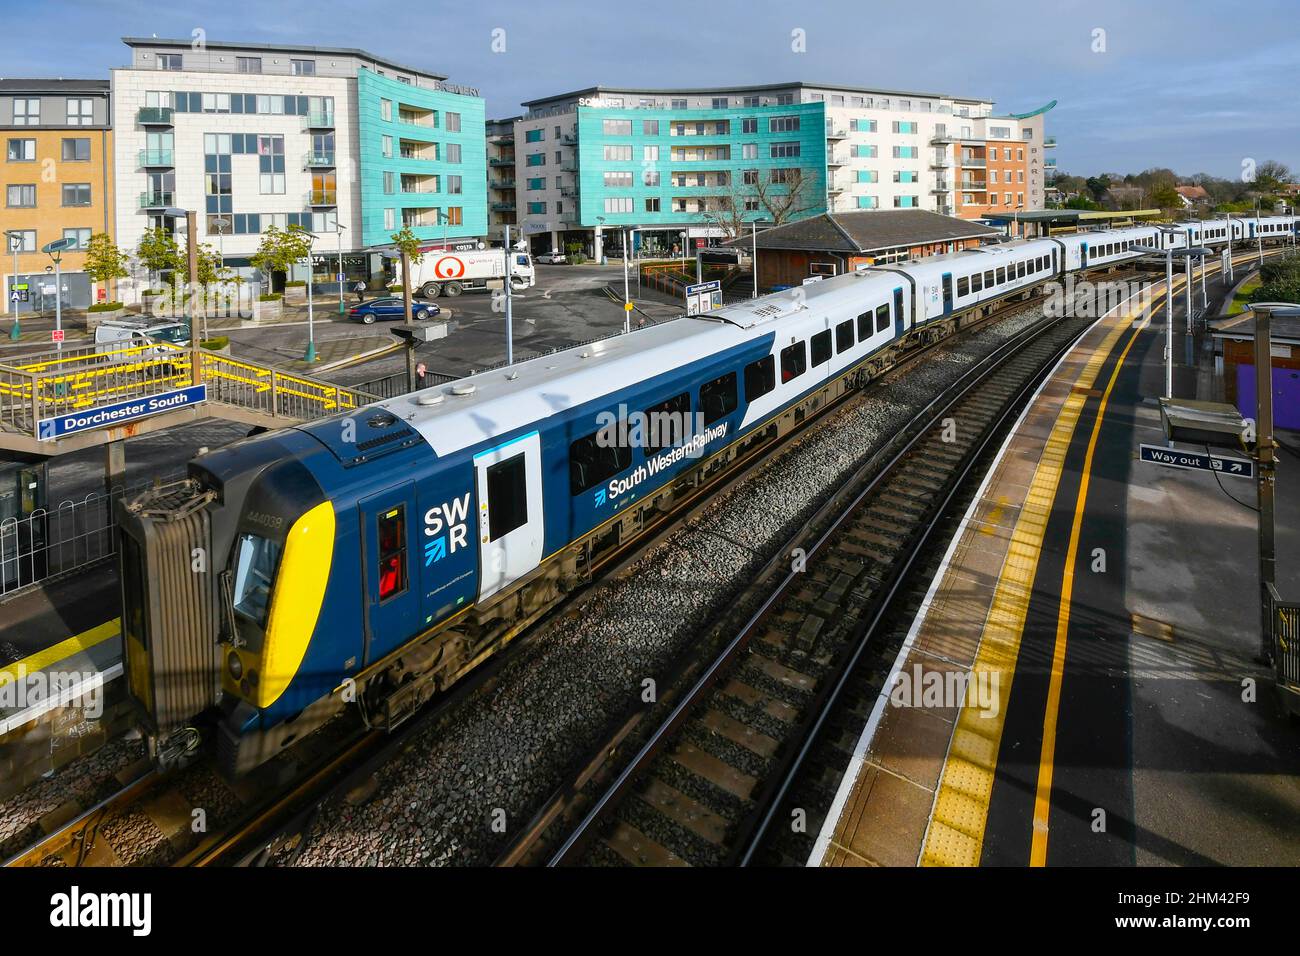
507;83;1055;258
1;79;114;311
110;37;485;297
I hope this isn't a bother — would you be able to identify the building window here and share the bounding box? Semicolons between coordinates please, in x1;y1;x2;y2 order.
645;197;661;212
643;145;659;162
741;118;758;134
604;171;633;187
12;99;39;125
382;134;393;158
62;183;91;206
236;56;262;73
742;143;758;160
446;206;463;225
62;227;92;249
525;128;544;143
603;197;633;214
380;98;392;122
643;170;660;186
769;115;800;133
439;174;459;194
602;145;632;161
776;93;794;105
446;111;461;132
445;143;461;163
711;97;728;109
291;58;316;76
155;53;182;70
671;98;687;110
770;142;800;158
7;184;36;207
742;169;758;185
744;198;759;211
891;121;917;134
6;138;35;161
384;171;395;194
526;177;544;190
527;201;546;215
10;229;36;251
65;99;94;125
642;119;659;135
603;119;632;135
384;208;396;230
526;152;545;166
856;195;878;209
61;137;90;161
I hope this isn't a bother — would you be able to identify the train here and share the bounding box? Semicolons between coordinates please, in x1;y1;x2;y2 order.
116;214;1297;775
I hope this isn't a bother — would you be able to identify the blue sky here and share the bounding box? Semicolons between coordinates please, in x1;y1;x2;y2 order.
6;0;1297;179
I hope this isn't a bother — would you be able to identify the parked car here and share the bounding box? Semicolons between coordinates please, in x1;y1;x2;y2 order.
348;297;442;324
95;320;191;350
535;251;567;264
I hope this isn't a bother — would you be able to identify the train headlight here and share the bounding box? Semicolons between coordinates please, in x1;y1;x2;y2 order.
227;651;243;681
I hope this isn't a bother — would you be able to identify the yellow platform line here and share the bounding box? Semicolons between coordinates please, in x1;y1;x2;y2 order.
1029;303;1149;865
919;301;1155;867
0;618;121;686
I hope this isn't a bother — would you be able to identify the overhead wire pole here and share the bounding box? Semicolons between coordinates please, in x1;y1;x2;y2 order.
7;231;20;340
504;224;514;365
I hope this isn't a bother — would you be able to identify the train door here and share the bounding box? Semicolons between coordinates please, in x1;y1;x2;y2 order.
360;482;421;664
474;431;544;602
893;287;906;336
1080;242;1089;269
941;273;954;316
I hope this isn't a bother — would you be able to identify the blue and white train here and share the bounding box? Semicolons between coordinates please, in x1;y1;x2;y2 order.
116;214;1297;773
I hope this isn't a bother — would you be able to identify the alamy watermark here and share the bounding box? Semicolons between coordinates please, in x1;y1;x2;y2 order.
1043;275;1157;319
0;665;105;719
890;664;1000;718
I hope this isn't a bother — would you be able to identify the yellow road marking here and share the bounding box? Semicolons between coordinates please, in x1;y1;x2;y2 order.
1029;304;1150;865
0;618;121;686
920;299;1158;867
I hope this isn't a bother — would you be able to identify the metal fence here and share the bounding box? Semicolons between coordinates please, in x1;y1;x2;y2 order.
1269;584;1300;700
0;472;184;600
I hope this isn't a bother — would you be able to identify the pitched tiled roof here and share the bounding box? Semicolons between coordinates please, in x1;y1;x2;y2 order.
734;210;997;254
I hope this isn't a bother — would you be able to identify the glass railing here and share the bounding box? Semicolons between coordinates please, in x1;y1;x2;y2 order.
138;191;174;208
305;152;336;166
139;149;174;166
138;107;174;124
305;112;335;127
307;190;337;205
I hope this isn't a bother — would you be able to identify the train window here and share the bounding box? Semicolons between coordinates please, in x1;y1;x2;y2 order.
875;303;889;333
780;342;806;383
486;454;528;542
984;270;994;287
570;426;632;495
1017;261;1026;279
971;272;983;292
120;534;149;647
996;267;1006;285
836;319;854;354
642;392;691;452
700;371;738;425
233;532;283;627
957;276;969;297
376;507;408;601
744;355;776;402
856;310;872;340
811;329;832;366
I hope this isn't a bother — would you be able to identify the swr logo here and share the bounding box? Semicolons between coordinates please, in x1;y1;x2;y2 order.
433;256;465;279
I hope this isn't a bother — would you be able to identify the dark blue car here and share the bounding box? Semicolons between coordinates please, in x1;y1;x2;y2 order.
348;296;441;324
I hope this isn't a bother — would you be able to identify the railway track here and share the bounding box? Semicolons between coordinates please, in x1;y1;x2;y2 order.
502;310;1094;866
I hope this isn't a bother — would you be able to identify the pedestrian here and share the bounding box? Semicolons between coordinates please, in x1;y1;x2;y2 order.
416;360;428;389
353;279;366;303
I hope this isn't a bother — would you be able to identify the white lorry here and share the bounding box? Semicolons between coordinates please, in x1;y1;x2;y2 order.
396;246;535;299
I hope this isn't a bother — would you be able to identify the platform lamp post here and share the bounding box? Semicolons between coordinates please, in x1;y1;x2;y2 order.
1255;199;1264;268
503;224;514;365
1246;301;1300;662
1225;214;1235;284
41;237;77;353
6;231;22;341
1132;239;1177;398
160;206;199;338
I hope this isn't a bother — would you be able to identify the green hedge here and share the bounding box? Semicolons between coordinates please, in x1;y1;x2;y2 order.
258;293;283;302
200;336;230;350
88;302;124;313
284;280;306;287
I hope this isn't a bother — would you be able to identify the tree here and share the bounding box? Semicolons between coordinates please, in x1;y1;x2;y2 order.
708;168;818;241
181;242;228;288
389;225;426;320
249;224;313;295
1149;180;1182;211
1064;195;1101;210
135;226;181;292
83;233;129;303
1085;176;1111;204
1250;160;1292;195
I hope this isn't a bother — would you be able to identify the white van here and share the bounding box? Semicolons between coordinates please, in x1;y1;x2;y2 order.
95;320;190;351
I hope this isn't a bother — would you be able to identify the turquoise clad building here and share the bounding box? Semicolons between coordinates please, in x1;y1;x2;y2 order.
357;68;487;248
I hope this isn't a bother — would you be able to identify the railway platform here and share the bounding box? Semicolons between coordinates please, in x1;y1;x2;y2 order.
812;269;1300;867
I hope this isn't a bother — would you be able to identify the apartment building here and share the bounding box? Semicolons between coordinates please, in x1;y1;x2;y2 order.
485;116;519;243
1;79;114;311
111;37;485;297
509;83;1054;257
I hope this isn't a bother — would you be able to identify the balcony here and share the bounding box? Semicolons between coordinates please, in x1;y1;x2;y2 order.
959;157;986;168
826;154;847;167
1045;158;1057;168
825;128;848;140
491;201;516;212
139;149;174;167
562;133;578;145
304;151;337;167
138;190;174;208
304;112;335;129
561;163;578;173
492;179;516;190
931;182;952;193
1044;136;1057;148
827;183;845;194
138;107;174;125
930;156;952;168
959;181;987;191
937;205;954;217
307;189;337;206
560;186;578;198
489;157;514;167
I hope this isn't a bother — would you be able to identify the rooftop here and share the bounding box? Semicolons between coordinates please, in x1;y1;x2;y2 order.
120;36;446;82
0;78;110;93
728;209;998;254
522;81;992;109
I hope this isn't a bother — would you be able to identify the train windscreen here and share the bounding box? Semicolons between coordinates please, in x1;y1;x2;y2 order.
232;533;282;630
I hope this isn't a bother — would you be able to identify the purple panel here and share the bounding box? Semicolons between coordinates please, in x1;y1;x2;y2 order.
1237;364;1300;430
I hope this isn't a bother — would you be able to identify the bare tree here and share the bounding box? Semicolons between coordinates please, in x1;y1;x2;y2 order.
707;167;818;240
